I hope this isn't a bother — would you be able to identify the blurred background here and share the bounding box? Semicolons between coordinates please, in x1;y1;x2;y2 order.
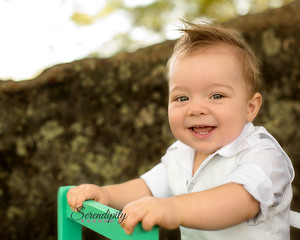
0;0;293;81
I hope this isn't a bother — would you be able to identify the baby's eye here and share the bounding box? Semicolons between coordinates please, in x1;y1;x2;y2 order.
176;96;189;102
210;94;224;100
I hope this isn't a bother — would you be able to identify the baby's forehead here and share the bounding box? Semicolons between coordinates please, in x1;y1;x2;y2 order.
180;43;240;60
168;43;242;74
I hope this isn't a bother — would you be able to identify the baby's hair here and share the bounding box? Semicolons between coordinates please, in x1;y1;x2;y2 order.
167;20;260;98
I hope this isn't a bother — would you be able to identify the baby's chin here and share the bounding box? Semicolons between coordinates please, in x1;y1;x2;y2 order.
184;141;223;155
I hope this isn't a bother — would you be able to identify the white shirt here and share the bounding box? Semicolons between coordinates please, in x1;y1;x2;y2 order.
141;122;294;240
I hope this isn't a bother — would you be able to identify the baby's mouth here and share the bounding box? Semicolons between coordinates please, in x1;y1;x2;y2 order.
190;126;216;135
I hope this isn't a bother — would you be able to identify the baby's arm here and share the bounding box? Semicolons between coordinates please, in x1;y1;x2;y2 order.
67;178;152;211
121;183;260;234
171;183;260;229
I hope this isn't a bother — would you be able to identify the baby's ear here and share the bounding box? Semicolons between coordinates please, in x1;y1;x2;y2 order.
247;93;262;122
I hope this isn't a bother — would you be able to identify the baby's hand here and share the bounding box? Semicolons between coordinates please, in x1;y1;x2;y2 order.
67;184;109;211
120;197;181;235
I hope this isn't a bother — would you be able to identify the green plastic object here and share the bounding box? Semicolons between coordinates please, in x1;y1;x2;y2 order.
57;186;159;240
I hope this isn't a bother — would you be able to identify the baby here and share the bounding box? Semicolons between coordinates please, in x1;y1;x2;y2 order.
67;21;294;239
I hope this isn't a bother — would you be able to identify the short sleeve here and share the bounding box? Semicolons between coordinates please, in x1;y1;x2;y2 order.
140;162;173;198
221;147;292;225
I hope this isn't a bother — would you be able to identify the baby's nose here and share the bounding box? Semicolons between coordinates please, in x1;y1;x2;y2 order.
187;100;209;116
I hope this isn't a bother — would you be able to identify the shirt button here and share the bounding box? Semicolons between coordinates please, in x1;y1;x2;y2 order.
188;182;195;192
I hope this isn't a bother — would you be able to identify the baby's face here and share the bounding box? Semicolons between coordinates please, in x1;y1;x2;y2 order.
168;44;252;154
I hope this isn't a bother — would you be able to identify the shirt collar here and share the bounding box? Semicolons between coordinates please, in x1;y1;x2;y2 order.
174;122;255;173
215;122;255;158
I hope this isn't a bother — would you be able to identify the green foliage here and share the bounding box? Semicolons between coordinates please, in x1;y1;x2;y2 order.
71;0;125;26
70;0;293;57
130;1;174;32
71;0;293;28
71;11;94;25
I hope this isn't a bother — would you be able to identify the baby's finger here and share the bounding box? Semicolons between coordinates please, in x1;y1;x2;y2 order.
141;212;156;232
121;206;146;235
74;191;89;210
67;186;80;209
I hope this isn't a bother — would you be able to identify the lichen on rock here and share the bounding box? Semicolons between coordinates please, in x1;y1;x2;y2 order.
262;29;281;56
